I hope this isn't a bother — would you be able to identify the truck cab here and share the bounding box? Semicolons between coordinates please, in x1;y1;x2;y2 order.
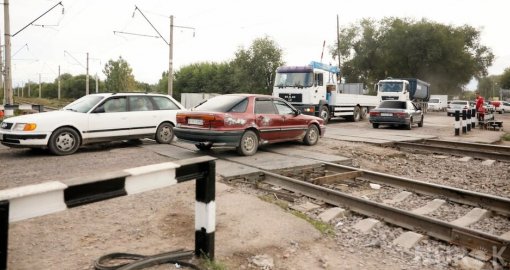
273;61;379;123
376;79;411;101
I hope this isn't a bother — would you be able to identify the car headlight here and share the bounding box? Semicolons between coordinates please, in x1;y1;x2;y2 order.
13;123;37;131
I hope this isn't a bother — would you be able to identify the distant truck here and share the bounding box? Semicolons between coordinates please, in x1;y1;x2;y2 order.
428;95;448;111
272;61;379;124
375;78;431;111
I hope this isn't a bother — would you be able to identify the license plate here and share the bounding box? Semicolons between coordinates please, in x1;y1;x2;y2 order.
187;118;204;125
381;113;393;117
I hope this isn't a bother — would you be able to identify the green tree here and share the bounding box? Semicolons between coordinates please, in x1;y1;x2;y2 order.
477;75;501;99
500;68;510;90
231;36;284;94
103;56;136;92
333;18;494;96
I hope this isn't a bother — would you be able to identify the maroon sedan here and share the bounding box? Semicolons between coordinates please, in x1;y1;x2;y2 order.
174;94;325;156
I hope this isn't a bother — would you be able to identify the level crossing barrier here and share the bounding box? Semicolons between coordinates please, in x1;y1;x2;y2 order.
0;156;216;269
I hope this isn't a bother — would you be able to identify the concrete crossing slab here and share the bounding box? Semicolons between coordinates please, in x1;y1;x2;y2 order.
266;145;352;165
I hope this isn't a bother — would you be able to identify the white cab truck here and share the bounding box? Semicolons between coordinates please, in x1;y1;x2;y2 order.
272;61;379;124
428;95;448;111
375;78;430;111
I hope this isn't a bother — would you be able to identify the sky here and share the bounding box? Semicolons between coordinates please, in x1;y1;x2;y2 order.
4;0;510;91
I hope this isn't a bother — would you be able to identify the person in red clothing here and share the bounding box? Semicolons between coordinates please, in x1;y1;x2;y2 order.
475;91;485;121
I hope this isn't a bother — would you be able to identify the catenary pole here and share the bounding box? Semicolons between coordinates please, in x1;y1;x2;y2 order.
38;73;41;98
168;15;173;97
3;0;13;106
86;52;89;95
336;14;342;82
0;27;3;104
58;65;61;99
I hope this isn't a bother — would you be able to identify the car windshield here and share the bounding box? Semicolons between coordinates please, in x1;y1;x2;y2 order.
194;95;248;112
63;95;105;113
378;101;406;109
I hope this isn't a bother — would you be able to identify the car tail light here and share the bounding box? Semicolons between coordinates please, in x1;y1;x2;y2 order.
176;114;186;125
394;112;408;118
369;111;380;116
201;114;224;128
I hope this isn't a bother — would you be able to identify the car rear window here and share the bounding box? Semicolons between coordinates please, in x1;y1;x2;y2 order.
378;101;406;109
451;101;468;105
194;95;247;112
151;96;180;110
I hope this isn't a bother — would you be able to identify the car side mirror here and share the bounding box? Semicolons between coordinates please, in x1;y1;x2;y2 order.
295;110;301;116
93;107;105;113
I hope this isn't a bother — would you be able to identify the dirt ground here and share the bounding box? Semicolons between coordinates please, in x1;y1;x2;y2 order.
4;112;510;270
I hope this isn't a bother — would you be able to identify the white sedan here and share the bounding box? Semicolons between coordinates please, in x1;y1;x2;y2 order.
0;93;186;155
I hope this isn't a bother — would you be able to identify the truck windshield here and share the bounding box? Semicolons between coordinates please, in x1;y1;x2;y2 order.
379;82;403;92
275;72;313;88
429;99;439;103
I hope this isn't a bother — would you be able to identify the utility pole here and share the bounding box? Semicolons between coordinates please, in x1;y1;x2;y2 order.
86;52;89;95
168;15;174;97
4;0;13;107
38;73;41;98
58;65;61;99
336;14;342;82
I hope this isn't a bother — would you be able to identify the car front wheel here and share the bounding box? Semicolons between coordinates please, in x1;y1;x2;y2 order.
236;130;258;156
155;122;174;144
303;125;319;145
48;127;81;156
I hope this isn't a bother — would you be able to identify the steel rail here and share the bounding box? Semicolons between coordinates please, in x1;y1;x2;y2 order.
322;162;510;216
425;139;510;154
394;140;510;162
262;170;510;261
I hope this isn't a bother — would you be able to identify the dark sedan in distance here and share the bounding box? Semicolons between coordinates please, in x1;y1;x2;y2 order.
369;100;424;130
174;94;325;156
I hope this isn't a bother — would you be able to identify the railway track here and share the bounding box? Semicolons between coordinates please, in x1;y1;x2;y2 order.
394;139;510;162
259;162;510;262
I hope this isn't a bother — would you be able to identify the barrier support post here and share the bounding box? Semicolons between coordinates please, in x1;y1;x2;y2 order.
0;201;8;270
455;110;460;136
462;110;467;134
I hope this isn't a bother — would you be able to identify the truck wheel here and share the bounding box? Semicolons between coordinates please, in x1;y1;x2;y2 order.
418;115;424;127
352;106;361;122
303;125;319;146
360;107;368;119
236;130;258;156
319;106;329;124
